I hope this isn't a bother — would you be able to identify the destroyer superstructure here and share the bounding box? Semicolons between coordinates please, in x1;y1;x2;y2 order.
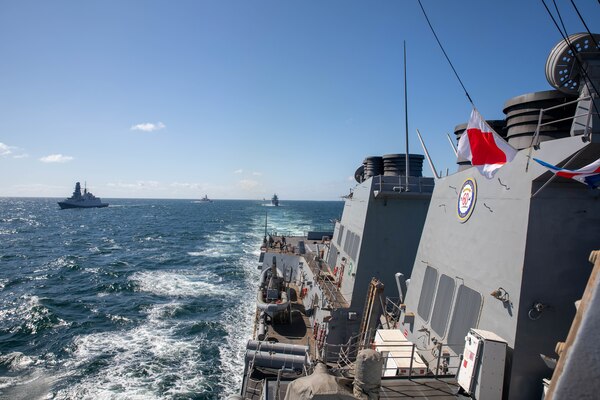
237;155;434;398
58;182;108;209
396;32;600;399
233;32;600;400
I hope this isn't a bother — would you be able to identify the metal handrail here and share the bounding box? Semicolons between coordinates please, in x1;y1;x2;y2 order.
530;95;593;149
324;330;463;378
372;175;435;194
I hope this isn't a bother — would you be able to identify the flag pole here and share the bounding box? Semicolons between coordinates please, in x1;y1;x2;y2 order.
404;41;410;190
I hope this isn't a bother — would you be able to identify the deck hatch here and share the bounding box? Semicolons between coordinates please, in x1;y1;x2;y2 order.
417;266;438;322
430;274;455;338
447;285;482;353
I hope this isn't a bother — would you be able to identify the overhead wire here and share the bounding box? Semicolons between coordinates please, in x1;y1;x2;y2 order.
552;0;569;37
570;0;599;48
416;0;474;107
540;0;600;116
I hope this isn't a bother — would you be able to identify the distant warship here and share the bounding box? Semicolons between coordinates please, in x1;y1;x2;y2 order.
271;194;279;206
58;182;108;209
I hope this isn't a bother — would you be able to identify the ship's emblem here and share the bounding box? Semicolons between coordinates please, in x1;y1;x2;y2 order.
457;178;477;222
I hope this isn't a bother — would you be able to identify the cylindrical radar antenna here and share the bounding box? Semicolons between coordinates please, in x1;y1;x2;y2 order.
545;33;600;95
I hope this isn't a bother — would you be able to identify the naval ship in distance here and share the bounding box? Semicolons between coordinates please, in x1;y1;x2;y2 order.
58;182;109;209
230;31;600;400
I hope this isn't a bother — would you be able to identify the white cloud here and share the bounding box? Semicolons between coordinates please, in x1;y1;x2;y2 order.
40;154;74;163
0;142;12;156
1;142;28;158
130;122;166;132
252;171;262;176
233;169;243;174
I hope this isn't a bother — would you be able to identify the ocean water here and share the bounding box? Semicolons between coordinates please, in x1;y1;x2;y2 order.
0;198;342;400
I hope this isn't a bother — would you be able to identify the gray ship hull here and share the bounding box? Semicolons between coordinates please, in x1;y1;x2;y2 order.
58;201;109;209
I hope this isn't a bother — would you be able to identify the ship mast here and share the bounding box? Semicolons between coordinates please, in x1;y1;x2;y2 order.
403;41;410;189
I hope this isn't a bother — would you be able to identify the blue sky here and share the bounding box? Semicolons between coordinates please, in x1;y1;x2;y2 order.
1;0;598;200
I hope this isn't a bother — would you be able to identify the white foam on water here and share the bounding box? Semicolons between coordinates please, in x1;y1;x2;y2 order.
0;294;68;335
50;255;78;270
53;302;214;399
208;231;239;244
187;246;234;258
139;235;165;243
129;270;228;298
0;352;34;372
217;254;261;397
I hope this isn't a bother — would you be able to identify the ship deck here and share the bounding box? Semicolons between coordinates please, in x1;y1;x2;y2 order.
261;285;316;350
243;234;469;399
261;376;468;399
244;238;318;397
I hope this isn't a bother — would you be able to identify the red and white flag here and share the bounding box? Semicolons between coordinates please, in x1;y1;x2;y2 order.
457;108;517;178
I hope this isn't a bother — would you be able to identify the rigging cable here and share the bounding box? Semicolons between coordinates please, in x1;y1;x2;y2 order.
416;0;474;107
570;0;599;49
540;0;600;114
552;0;569;38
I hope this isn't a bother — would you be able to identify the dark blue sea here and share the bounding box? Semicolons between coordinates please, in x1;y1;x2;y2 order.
0;198;343;399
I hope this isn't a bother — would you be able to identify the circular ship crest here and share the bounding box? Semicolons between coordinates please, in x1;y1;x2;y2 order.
457;178;477;223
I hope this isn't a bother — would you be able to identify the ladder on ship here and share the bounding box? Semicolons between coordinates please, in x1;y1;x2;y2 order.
358;278;385;347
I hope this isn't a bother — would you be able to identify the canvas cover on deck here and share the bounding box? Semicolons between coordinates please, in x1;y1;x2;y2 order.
284;363;355;400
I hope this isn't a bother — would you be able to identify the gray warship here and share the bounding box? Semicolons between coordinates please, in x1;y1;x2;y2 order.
231;32;600;400
58;182;109;209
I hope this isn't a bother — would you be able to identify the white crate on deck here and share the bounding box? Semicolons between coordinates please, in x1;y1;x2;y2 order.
374;329;427;377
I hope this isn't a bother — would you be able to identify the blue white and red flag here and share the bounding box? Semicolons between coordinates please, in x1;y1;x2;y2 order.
533;157;600;188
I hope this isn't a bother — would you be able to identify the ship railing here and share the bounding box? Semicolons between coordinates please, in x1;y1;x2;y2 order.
372;175;435;194
531;95;593;149
243;377;264;400
268;224;336;240
304;252;348;308
327;331;461;378
382;297;403;328
376;341;461;378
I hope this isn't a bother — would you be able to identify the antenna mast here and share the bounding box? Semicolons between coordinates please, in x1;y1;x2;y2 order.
404;41;410;189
